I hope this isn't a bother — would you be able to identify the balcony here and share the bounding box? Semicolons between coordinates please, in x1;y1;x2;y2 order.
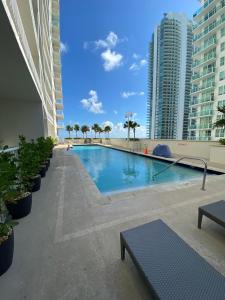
55;88;62;99
56;99;63;109
192;69;215;82
199;109;213;117
190;96;214;106
57;122;64;129
198;123;213;129
192;39;217;57
56;110;64;120
193;16;225;42
189;112;198;118
193;2;225;30
199;136;212;141
192;54;216;69
189;124;197;130
191;82;215;94
193;0;214;19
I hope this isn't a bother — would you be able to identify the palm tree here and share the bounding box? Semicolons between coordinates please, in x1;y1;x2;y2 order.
104;125;112;138
81;125;90;138
123;121;134;140
74;124;80;138
214;105;225;144
131;122;140;139
97;126;104;138
92;123;99;138
66;125;73;138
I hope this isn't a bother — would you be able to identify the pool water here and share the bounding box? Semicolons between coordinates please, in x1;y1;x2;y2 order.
71;145;204;194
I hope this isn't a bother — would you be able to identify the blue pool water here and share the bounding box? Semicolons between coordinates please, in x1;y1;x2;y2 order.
71;145;204;194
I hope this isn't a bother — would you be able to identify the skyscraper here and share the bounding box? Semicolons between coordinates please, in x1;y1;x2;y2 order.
0;0;63;146
188;0;225;141
147;13;192;140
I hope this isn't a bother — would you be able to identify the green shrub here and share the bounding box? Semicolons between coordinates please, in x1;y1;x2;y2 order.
219;138;225;145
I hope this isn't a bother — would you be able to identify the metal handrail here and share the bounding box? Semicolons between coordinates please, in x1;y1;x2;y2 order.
152;156;208;191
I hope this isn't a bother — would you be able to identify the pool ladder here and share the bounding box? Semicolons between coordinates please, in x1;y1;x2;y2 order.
152;156;208;191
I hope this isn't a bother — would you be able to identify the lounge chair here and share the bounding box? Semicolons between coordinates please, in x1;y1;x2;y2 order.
198;200;225;230
120;219;225;299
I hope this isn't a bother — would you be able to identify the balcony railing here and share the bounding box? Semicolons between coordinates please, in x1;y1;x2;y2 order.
192;69;215;81
198;123;213;129
193;2;224;29
190;97;214;105
199;109;213;116
193;0;214;18
191;82;215;93
192;54;216;68
192;38;217;56
193;16;225;41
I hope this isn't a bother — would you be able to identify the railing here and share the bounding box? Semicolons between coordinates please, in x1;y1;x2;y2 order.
152;156;208;191
193;0;214;18
193;16;225;41
192;69;215;81
193;39;217;56
193;2;224;29
192;54;216;68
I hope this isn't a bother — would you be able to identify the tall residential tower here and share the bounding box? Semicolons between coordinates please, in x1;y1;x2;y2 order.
0;0;64;146
188;0;225;141
147;13;192;140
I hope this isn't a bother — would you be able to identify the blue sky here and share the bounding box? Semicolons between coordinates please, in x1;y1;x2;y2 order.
60;0;199;138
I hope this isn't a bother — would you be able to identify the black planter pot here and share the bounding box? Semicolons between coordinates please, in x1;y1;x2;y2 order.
6;193;32;219
49;152;53;159
39;165;47;177
29;175;41;192
0;231;14;276
45;159;50;168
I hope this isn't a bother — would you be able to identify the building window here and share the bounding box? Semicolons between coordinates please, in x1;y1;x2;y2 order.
220;71;225;81
221;42;225;51
221;57;225;66
218;100;225;107
215;129;225;137
219;85;225;95
221;27;225;37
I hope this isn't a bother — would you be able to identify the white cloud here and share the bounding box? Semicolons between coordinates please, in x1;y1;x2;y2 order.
81;90;104;114
113;110;118;115
84;32;125;72
129;55;147;71
95;32;119;49
121;91;145;99
101;49;123;71
60;42;68;53
133;53;140;60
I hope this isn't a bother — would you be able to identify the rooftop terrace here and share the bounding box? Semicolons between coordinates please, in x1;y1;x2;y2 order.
0;146;225;299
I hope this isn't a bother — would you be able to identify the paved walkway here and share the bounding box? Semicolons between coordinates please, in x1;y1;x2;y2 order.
1;148;225;300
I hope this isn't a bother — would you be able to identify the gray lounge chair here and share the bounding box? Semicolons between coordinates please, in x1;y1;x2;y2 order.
120;219;225;299
198;200;225;230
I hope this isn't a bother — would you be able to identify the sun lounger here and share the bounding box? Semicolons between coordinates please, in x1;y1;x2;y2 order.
120;219;225;299
198;200;225;229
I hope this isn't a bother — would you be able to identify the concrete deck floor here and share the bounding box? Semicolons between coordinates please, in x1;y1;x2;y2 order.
1;147;225;300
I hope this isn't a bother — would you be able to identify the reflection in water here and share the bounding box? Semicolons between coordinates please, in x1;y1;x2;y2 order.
122;155;140;183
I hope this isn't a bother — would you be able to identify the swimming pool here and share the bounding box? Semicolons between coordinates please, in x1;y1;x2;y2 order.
71;145;204;194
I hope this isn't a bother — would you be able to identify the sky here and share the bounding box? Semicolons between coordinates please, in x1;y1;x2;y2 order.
60;0;199;138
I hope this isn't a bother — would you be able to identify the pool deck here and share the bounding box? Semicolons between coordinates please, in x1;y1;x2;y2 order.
1;146;225;300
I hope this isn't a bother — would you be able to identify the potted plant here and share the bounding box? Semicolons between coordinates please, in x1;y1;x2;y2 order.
18;136;41;192
0;152;32;219
36;137;50;176
0;198;16;276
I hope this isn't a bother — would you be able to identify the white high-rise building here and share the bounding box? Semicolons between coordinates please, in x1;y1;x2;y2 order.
147;13;192;140
0;0;63;146
188;0;225;141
